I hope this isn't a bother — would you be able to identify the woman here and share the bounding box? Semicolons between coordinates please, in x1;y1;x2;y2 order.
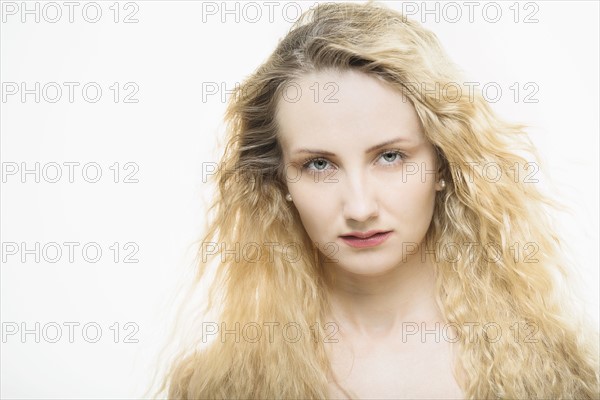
158;1;599;398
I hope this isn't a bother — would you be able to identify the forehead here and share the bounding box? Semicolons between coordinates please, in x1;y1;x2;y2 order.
274;69;425;150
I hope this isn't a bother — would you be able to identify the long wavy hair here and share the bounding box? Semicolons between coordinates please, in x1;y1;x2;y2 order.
154;1;599;398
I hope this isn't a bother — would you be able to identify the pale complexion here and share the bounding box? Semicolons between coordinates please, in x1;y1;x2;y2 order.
276;69;464;399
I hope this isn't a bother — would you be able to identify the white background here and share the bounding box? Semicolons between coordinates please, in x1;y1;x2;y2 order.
1;1;598;398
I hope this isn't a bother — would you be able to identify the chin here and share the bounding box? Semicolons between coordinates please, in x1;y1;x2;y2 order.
329;253;402;276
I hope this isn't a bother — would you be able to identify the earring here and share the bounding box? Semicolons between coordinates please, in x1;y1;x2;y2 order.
285;193;293;202
440;179;446;189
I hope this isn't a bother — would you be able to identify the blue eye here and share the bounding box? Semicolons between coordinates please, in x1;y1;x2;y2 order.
302;158;331;171
380;151;403;164
380;150;406;164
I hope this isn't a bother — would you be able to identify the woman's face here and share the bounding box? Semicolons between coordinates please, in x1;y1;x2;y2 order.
276;69;443;276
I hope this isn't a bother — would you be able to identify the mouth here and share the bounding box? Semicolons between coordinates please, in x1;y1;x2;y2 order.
339;231;393;248
340;230;391;239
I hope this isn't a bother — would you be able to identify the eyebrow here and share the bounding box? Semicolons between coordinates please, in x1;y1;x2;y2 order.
292;137;411;156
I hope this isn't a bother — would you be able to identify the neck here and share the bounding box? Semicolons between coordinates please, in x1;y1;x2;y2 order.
324;250;442;339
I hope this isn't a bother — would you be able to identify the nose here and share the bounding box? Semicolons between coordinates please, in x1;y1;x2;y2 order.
341;169;379;222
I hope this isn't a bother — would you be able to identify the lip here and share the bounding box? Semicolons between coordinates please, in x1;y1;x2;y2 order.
339;230;393;248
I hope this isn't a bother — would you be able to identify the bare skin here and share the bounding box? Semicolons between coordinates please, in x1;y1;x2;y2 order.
276;69;465;398
323;255;465;399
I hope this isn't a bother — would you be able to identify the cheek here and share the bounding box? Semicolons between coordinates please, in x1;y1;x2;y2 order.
385;172;437;221
289;190;328;237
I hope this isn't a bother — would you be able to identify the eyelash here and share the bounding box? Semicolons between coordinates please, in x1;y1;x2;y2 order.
301;149;407;173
